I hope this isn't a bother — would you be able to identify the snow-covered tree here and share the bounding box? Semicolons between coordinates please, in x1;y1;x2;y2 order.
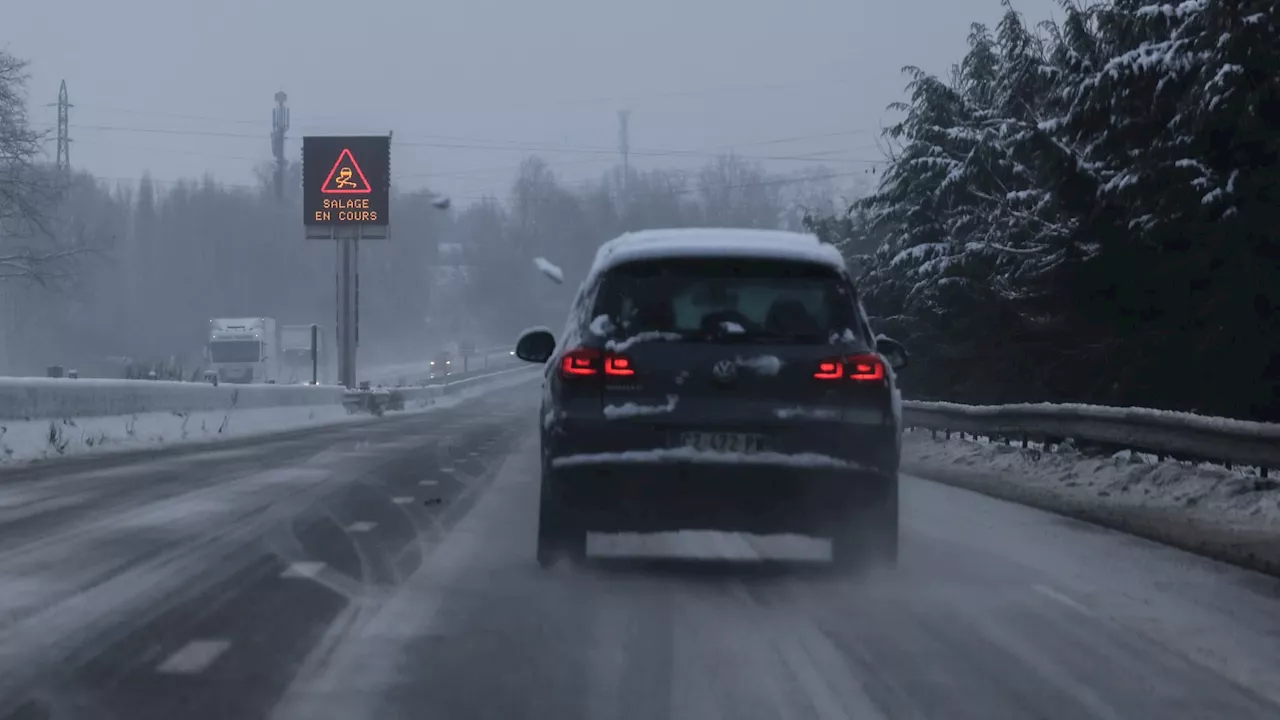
820;0;1279;419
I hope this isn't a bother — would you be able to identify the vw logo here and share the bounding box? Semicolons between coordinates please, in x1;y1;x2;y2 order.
711;359;737;384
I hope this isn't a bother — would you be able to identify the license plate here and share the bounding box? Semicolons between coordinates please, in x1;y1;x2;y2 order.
676;431;765;454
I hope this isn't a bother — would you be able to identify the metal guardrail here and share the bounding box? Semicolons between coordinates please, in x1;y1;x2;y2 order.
373;349;518;388
364;347;516;387
902;400;1280;473
344;363;532;416
456;346;517;375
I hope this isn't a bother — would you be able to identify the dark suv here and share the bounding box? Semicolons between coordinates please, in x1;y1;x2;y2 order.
514;229;908;571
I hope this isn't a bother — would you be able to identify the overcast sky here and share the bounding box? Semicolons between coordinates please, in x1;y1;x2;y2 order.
10;0;1061;204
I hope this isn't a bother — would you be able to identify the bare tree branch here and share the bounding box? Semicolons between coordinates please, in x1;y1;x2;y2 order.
0;49;77;286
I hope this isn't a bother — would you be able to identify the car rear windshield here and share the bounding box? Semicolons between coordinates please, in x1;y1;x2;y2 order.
592;257;858;344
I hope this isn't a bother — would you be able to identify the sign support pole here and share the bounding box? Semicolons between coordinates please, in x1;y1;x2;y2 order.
336;226;358;389
355;225;361;348
310;323;319;385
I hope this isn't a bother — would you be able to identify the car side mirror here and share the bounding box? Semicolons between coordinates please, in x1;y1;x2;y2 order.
516;327;557;364
875;335;908;370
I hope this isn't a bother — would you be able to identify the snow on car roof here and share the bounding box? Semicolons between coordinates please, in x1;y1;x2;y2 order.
587;228;847;281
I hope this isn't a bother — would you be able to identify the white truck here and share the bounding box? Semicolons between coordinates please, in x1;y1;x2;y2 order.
207;317;280;384
280;324;334;384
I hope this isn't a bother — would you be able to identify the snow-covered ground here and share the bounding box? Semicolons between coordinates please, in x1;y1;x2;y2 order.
0;405;354;464
904;430;1279;525
0;377;345;421
0;368;537;466
902;430;1280;573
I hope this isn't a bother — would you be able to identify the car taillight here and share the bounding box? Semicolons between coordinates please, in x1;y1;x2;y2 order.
560;349;635;379
561;348;600;377
815;354;886;381
605;355;634;376
846;353;886;381
814;360;843;380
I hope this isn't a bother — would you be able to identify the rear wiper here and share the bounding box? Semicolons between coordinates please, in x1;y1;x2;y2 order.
706;331;823;344
710;331;758;342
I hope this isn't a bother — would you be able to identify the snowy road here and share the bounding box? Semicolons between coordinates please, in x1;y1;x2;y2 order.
0;378;1278;719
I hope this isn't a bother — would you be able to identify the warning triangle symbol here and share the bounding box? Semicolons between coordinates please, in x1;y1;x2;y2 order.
321;148;373;194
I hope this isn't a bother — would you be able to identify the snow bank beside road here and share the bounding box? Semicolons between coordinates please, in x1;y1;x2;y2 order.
902;430;1280;575
0;404;353;464
0;367;539;466
0;378;344;421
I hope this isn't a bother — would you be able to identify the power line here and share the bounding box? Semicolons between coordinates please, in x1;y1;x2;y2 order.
40;99;884;189
50;126;878;171
42;96;886;201
62;131;882;204
59;128;882;194
65;101;878;158
402;132;879;181
465;165;870;203
58;131;881;197
38;121;885;166
65;73;860;129
81;168;868;208
63;141;263;164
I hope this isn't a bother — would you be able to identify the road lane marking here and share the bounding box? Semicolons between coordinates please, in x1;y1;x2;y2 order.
419;479;439;486
347;521;377;532
439;467;455;473
392;496;415;505
281;562;326;579
156;639;232;674
271;434;533;720
1032;584;1093;615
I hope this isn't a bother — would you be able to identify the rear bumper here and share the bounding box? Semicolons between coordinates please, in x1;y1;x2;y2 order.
547;417;900;475
546;453;896;535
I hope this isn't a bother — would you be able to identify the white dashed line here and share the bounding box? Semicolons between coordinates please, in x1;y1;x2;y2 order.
347;521;377;532
281;562;326;579
156;639;232;674
439;467;455;474
419;479;439;486
1032;584;1093;615
392;496;415;505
